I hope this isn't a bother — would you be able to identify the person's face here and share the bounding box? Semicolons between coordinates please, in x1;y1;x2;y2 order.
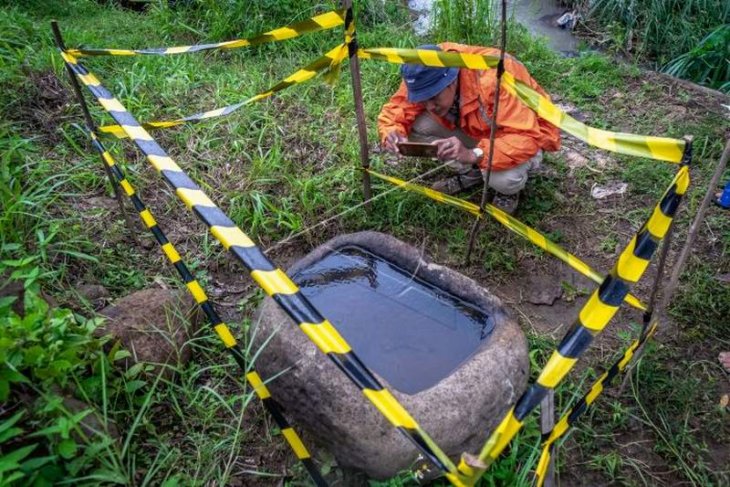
420;79;457;118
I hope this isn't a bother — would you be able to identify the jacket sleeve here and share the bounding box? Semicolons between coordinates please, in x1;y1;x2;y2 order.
474;55;560;170
475;88;542;171
377;80;425;143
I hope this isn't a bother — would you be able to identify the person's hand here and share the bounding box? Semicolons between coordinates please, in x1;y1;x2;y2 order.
383;131;407;154
432;137;477;165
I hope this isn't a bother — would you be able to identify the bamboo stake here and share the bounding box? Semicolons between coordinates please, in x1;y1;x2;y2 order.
341;0;372;206
465;0;507;264
51;21;140;246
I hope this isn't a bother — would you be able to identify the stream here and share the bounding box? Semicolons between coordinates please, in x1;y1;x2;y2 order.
407;0;579;56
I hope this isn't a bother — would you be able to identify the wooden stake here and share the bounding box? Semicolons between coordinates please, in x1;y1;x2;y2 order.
341;1;372;206
51;21;140;246
465;0;508;264
540;390;556;487
664;138;729;308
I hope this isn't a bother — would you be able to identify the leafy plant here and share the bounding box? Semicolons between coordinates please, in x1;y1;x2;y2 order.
577;0;729;90
0;264;123;484
663;24;730;93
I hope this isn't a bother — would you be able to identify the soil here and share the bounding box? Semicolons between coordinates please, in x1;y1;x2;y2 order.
14;70;70;143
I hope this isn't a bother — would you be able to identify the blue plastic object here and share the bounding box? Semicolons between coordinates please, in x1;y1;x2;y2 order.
717;180;730;209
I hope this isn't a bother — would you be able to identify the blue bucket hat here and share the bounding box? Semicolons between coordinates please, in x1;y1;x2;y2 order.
400;45;459;103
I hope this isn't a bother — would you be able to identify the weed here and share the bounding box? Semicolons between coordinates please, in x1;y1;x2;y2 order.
664;24;730;93
432;0;498;45
573;0;730;90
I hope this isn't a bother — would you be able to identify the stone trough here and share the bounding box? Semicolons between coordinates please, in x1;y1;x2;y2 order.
253;231;528;479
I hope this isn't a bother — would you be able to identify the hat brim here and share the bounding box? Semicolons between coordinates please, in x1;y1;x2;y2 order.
407;68;459;103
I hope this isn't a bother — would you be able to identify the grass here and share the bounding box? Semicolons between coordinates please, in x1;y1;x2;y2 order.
567;0;730;91
1;0;728;485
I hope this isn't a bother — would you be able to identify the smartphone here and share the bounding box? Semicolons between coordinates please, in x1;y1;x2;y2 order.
397;142;438;158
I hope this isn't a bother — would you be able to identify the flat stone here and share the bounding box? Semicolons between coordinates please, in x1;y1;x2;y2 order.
63;395;120;441
525;274;564;306
97;288;201;377
77;284;110;310
0;279;25;316
252;232;529;479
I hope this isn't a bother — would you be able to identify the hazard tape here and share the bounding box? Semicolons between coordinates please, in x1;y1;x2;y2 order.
356;47;686;163
463;163;690;484
99;43;349;138
66;10;345;57
499;72;686;163
358;47;499;70
85;131;325;485
61;50;462;483
534;320;659;486
365;169;646;311
246;371;327;485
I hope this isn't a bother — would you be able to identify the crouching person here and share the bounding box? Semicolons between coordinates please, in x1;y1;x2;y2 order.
378;43;561;214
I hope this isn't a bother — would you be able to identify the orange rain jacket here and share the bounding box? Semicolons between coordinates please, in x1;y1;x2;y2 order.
377;42;561;171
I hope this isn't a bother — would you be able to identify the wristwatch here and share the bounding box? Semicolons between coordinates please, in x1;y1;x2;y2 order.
472;147;484;166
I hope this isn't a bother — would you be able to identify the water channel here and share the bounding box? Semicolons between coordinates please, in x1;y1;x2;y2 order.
407;0;579;56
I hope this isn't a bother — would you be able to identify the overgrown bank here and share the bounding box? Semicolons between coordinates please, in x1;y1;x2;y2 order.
1;0;728;485
564;0;729;92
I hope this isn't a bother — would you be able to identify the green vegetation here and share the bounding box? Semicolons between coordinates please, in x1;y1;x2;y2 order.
1;0;728;485
664;24;730;93
432;0;498;45
567;0;730;91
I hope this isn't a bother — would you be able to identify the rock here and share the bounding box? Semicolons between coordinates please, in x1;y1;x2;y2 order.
525;274;563;306
97;288;201;377
76;284;110;310
253;232;529;479
591;181;628;199
563;148;589;172
63;395;120;441
0;279;25;316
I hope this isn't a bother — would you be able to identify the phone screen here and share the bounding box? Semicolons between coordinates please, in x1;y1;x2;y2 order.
397;142;438;158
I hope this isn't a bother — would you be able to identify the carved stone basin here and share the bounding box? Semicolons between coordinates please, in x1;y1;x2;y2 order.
253;231;528;479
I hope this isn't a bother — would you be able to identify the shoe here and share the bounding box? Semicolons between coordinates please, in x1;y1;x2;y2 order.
492;192;520;215
431;169;483;195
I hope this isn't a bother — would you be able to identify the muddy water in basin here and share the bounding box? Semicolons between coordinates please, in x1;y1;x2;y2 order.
293;245;495;395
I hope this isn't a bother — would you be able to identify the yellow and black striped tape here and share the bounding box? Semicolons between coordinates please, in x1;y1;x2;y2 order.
499;72;686;163
464;163;690;484
365;169;646;311
534;320;658;486
246;370;327;484
86;131;326;485
66;10;345;57
61;50;462;483
358;47;500;70
99;43;349;138
356;47;686;163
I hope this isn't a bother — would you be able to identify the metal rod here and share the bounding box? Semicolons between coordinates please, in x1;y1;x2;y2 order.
341;0;372;205
540;390;556;487
50;20;140;246
618;137;693;394
465;0;507;264
617;217;676;396
664;138;729;307
643;221;676;327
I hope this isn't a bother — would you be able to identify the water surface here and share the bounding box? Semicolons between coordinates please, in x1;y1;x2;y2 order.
293;246;495;394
